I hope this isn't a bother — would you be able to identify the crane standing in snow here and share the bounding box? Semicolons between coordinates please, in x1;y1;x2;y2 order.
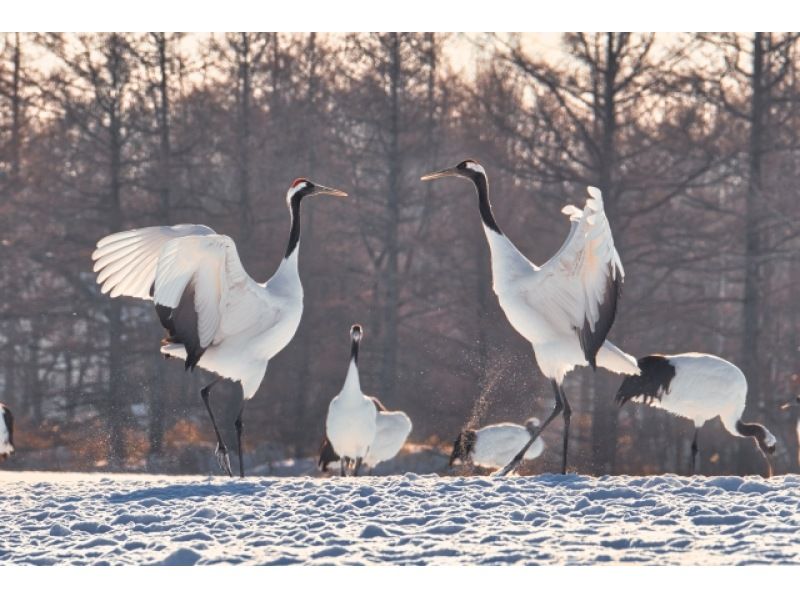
325;325;379;476
318;395;413;474
422;160;637;476
449;418;545;473
615;352;776;476
0;403;14;460
92;178;347;477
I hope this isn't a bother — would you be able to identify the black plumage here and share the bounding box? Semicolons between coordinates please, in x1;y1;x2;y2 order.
318;437;339;472
735;421;776;455
449;429;478;466
1;403;13;457
577;270;621;369
615;355;676;407
155;281;205;371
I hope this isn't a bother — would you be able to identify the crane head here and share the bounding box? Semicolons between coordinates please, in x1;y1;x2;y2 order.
350;324;363;342
286;178;348;206
421;159;486;182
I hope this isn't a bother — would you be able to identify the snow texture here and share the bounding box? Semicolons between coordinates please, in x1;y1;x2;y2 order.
1;471;798;565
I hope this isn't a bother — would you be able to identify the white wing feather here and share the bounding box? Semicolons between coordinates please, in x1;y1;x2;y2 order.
92;224;215;300
364;410;413;467
153;234;258;348
528;186;623;337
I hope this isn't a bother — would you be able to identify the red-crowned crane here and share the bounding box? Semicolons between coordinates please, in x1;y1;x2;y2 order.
615;352;776;476
91;179;347;477
449;418;545;473
324;325;380;477
318;394;412;474
422;160;637;475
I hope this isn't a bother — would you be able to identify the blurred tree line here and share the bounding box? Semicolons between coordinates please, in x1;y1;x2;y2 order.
1;32;799;476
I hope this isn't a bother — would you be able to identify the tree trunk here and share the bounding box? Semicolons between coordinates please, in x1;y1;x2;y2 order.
148;33;173;469
590;33;621;475
742;32;765;412
380;33;401;404
10;32;22;184
106;35;127;470
237;33;253;248
293;33;318;458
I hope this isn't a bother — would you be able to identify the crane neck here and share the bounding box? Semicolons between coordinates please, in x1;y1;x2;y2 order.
473;174;502;235
284;196;303;259
472;173;536;282
340;358;363;398
267;197;303;293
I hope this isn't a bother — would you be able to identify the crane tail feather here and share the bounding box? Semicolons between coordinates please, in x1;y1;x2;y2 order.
614;355;675;407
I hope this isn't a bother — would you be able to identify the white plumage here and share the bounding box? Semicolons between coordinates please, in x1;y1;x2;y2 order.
364;410;413;468
325;325;378;475
450;419;545;471
616;352;777;474
91;179;347;477
0;403;14;459
319;396;412;474
422;160;634;475
93;225;299;400
485;185;637;381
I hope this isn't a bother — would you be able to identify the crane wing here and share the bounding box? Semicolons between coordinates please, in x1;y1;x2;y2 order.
152;234;260;369
92;224;216;300
528;186;624;367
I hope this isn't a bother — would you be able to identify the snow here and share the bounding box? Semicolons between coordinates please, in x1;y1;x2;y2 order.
1;471;798;565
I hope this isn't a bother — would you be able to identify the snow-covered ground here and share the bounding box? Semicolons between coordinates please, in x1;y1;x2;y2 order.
1;471;798;565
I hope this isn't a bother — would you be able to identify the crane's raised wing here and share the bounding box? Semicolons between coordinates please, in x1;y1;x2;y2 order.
527;187;624;368
151;234;263;369
92;224;216;300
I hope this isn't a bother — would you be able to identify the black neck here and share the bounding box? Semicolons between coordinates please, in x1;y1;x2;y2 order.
350;338;359;364
473;174;501;234
285;196;302;258
736;420;772;453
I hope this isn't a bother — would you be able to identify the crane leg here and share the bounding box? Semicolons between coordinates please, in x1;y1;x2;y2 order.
200;379;232;477
560;385;572;475
690;428;699;476
497;379;564;477
339;458;346;477
235;401;246;479
761;452;773;479
354;457;363;477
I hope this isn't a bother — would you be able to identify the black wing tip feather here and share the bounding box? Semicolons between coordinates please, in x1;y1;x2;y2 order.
318;436;340;471
154;282;205;372
615;355;676;408
578;271;622;367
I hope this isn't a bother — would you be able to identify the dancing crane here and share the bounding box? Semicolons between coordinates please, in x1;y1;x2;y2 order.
422;160;637;475
92;178;347;477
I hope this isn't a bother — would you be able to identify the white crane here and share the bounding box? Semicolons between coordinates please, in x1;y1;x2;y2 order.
615;352;776;476
449;418;545;472
422;159;638;475
91;178;347;477
318;396;413;473
0;403;14;460
325;325;378;476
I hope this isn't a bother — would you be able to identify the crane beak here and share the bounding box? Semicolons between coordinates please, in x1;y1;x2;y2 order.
420;167;458;182
313;184;348;198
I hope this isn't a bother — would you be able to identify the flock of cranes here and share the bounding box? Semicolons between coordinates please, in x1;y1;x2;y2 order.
0;161;776;479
